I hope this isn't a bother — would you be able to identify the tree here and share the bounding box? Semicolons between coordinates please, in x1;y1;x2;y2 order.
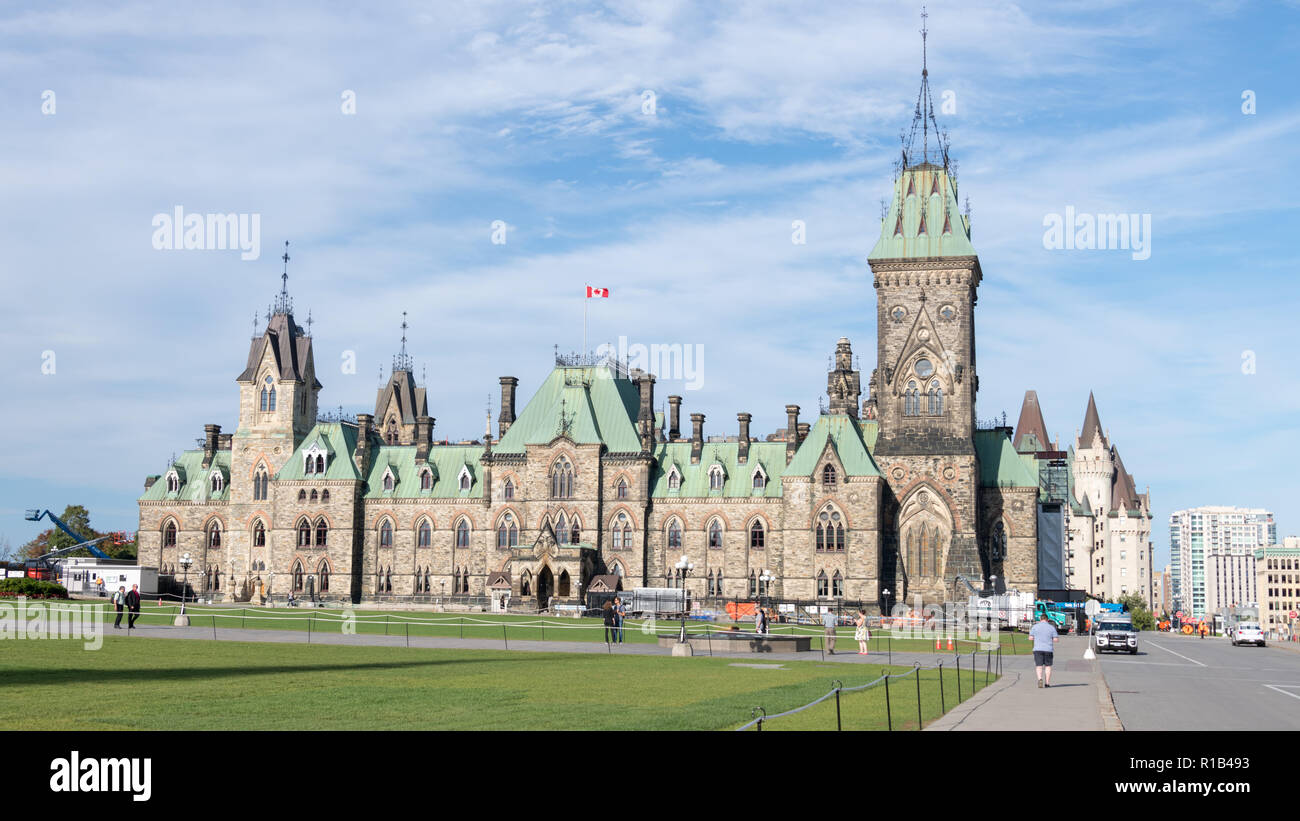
1118;593;1156;631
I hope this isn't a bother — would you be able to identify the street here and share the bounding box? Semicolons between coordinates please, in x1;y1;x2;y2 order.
1098;632;1300;730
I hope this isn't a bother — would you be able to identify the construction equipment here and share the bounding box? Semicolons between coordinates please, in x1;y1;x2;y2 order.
22;509;113;580
1034;600;1072;633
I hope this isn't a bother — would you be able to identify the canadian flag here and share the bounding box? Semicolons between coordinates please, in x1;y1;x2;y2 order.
586;286;610;298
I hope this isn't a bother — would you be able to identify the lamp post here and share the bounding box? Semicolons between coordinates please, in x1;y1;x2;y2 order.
673;555;694;656
882;587;892;623
175;552;193;626
759;569;774;612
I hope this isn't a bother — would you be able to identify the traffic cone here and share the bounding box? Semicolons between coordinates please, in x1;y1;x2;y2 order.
935;636;941;650
946;635;953;650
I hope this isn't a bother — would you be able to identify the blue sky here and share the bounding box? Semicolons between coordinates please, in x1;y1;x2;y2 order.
1;0;1298;572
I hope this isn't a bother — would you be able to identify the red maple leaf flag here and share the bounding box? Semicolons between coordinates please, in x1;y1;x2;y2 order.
586;286;610;298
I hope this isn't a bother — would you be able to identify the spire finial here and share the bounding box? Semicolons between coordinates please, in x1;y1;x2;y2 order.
901;6;948;172
273;241;294;315
306;309;313;336
252;312;258;338
393;311;413;372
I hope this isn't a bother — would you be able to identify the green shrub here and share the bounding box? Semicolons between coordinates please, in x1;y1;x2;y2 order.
0;578;70;599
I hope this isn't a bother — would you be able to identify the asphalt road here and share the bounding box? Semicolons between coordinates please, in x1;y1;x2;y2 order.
1098;632;1300;730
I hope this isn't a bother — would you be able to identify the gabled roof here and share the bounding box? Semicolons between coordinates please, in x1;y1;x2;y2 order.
277;423;362;481
139;449;232;502
236;311;321;388
868;163;976;261
362;444;483;499
974;429;1039;488
783;415;882;478
650;441;787;498
374;369;428;426
1080;391;1107;450
494;365;642;454
1013;390;1052;453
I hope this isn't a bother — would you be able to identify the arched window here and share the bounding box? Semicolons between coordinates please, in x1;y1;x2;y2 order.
163;521;176;547
458;468;471;492
321;489;328;502
292;561;304;591
667;468;681;491
314;518;327;547
905;380;918;416
748;571;757;597
611;513;631;550
708;519;723;549
379;520;393;548
383;472;394;492
304;456;315;476
550;457;574;499
816;508;845;552
707;570;715;596
989;520;1006;561
268;384;276;412
556;513;569;545
709;465;724;491
715;570;723;596
748;519;766;549
298;519;311;547
253;520;265;547
570;518;581;545
211;473;223;494
418;519;431;548
385;417;398;445
557;570;569;597
667;520;682;550
166;474;179;493
207;521;222;548
929;381;943;415
253;467;268;500
315;454;325;474
822;464;837;487
520;570;532;597
832;570;844;597
497;514;517;549
455;519;469;548
752;469;766;490
503;479;514;500
261;376;274;412
420;469;432;491
817;570;829;597
298;489;307;501
310;489;318;502
617;478;628;499
461;566;470;594
318;560;330;592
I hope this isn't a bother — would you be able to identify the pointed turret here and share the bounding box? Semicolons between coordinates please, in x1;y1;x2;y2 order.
374;312;429;445
1080;391;1107;449
1013;390;1051;453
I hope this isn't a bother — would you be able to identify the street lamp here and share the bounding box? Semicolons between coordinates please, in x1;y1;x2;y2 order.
674;555;694;648
882;587;892;622
759;569;774;610
176;552;193;626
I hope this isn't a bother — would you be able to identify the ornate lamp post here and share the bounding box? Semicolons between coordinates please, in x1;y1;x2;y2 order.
882;587;892;623
175;552;193;626
759;569;774;611
674;555;694;653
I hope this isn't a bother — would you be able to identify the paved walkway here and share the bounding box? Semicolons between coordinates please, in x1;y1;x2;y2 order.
926;635;1121;731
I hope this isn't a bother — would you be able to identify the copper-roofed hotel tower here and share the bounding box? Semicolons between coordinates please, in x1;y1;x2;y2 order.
133;14;1162;610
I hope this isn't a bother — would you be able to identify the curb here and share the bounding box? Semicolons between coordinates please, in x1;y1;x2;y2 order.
923;670;1019;731
1092;657;1124;731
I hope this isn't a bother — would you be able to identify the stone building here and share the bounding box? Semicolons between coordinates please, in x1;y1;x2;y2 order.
136;53;1046;611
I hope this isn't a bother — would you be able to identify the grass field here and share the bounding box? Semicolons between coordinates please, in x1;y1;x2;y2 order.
0;636;998;731
52;599;1031;654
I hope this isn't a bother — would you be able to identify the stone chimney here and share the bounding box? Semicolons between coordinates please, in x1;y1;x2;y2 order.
202;424;220;469
635;372;656;452
690;413;705;464
797;422;811;443
144;476;157;490
737;413;752;463
415;415;434;463
668;395;682;441
785;404;801;464
499;377;518;438
355;413;373;474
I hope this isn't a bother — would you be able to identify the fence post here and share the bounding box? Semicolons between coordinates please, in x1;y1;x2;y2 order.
385;614;390;636
971;651;975;692
459;616;464;639
833;679;843;731
915;664;924;730
503;624;508;650
1010;630;1016;655
212;615;217;640
956;654;962;702
751;707;765;732
938;661;945;714
997;645;1002;676
985;650;991;686
884;675;893;731
888;636;892;664
541;621;545;642
308;613;313;643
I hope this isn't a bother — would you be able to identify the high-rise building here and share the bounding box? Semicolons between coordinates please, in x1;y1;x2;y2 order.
1169;506;1274;618
1255;536;1300;639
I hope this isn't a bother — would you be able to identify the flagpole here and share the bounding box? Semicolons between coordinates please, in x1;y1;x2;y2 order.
583;283;588;359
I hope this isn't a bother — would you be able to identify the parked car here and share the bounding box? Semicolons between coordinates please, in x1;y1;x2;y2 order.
1093;616;1138;654
1231;622;1266;647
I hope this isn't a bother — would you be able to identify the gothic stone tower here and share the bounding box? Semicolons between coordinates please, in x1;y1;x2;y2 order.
867;27;983;606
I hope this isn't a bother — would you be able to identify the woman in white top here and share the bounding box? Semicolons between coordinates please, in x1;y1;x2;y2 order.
854;609;870;655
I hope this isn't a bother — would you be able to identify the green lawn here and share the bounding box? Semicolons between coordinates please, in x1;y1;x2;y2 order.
0;636;997;731
55;599;1030;654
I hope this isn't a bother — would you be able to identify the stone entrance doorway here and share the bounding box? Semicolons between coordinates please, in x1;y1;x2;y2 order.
537;566;554;608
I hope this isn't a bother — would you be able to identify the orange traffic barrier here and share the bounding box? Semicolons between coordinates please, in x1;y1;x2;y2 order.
946;636;954;650
934;636;941;650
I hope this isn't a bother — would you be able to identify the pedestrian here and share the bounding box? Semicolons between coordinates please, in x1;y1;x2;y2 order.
754;605;766;635
125;584;142;630
854;608;870;655
822;608;837;654
613;597;627;644
97;577;106;598
602;600;616;644
112;586;126;629
1029;612;1058;688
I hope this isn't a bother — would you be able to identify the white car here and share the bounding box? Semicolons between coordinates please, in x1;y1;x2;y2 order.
1231;623;1266;647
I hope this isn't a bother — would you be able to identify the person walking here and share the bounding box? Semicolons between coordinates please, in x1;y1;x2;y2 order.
854;608;870;655
111;586;126;629
613;597;627;644
822;608;838;655
754;605;767;635
125;584;142;630
602;600;616;644
1029;612;1059;688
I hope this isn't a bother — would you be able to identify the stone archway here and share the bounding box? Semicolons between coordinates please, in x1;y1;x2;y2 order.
537;565;554;608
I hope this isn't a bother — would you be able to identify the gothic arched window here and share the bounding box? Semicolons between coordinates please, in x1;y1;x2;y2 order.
822;464;837;487
298;519;311;547
314;518;327;547
207;521;221;548
750;520;765;550
708;519;723;549
752;469;766;490
503;478;514;500
497;514;517;549
617;478;628;499
292;561;304;591
455;519;469;549
418;519;431;548
315;454;325;474
379;520;393;548
253;520;265;547
556;513;569;545
667;520;682;550
816;508;845;552
420;469;432;491
817;570;829;597
611;513;631;550
164;521;176;547
709;465;724;491
310;489;318;502
667;468;681;491
550;457;574;499
832;570;844;597
318;560;330;593
929;381;943;415
905;381;919;416
211;473;223;494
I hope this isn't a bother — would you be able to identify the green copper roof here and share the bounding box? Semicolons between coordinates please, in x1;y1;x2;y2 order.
868;163;975;261
650;442;786;498
276;423;362;481
139;449;231;502
783;414;882;478
364;444;484;499
974;429;1039;488
495;365;642;454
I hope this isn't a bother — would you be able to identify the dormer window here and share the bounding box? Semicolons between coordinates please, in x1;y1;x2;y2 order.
708;465;725;491
166;472;179;493
752;466;767;491
382;470;395;492
420;469;433;491
303;444;327;476
667;467;681;491
822;464;837;487
210;472;223;494
458;466;472;492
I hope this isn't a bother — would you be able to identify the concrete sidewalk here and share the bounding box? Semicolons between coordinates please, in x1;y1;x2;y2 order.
926;636;1122;731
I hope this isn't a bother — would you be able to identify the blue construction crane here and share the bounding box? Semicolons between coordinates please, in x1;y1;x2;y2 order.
24;509;112;562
